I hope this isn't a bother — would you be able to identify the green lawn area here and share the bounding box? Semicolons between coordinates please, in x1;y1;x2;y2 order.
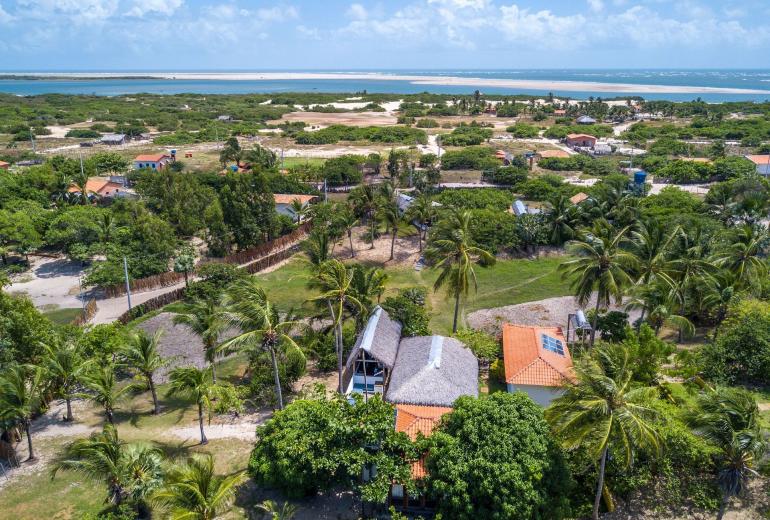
40;306;82;325
281;157;326;168
256;254;571;334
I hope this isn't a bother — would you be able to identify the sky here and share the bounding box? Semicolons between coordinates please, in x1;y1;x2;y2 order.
0;0;768;70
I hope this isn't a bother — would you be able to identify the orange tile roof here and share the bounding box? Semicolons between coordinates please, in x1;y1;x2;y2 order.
537;149;570;159
0;161;9;168
569;192;589;204
566;133;597;140
68;178;123;195
745;155;770;166
680;157;711;163
133;153;170;162
273;193;316;205
502;324;576;387
395;405;452;479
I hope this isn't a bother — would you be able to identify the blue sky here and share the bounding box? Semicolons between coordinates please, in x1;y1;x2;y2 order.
0;0;768;70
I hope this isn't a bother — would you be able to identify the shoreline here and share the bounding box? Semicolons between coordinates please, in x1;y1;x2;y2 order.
1;72;768;95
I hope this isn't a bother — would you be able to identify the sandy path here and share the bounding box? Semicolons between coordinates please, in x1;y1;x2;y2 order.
7;257;85;309
168;411;271;442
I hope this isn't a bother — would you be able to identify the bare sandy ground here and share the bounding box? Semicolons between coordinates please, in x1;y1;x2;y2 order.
332;225;422;267
19;72;770;95
272;110;398;127
7;256;85;309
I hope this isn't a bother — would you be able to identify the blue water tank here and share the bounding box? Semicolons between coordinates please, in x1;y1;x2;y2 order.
230;165;238;172
513;200;527;216
634;171;647;185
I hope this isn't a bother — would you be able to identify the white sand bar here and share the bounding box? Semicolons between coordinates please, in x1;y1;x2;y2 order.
5;72;770;95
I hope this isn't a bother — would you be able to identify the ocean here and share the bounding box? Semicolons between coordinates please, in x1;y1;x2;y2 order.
1;70;770;102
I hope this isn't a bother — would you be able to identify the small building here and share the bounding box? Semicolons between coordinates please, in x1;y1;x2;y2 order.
502;324;576;407
68;177;126;199
565;133;597;148
553;109;567;116
273;194;317;218
536;149;571;159
133;153;173;171
0;161;9;170
217;115;234;122
744;155;770;176
569;192;589;205
101;133;127;145
592;143;613;155
576;115;596;125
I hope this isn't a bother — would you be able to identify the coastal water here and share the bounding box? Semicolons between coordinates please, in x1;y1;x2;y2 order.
1;70;770;102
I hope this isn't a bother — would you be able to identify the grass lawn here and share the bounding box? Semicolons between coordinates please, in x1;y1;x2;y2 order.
41;306;83;325
256;254;571;334
281;156;326;168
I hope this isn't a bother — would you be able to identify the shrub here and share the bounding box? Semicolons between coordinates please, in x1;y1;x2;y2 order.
440;146;498;170
381;287;430;337
482;166;528;186
506;123;540;138
65;128;101;138
416;118;439;128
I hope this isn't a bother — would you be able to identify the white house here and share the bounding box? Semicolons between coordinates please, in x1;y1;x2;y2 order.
502;324;576;407
133;153;174;171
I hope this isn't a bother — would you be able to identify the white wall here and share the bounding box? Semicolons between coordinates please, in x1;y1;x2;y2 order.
507;384;563;407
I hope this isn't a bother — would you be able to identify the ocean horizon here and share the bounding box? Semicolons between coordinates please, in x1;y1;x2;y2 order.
2;69;770;102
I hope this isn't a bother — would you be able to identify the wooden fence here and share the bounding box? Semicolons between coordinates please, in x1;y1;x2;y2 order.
72;299;98;326
102;223;311;298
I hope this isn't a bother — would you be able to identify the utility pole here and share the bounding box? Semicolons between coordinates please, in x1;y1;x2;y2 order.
123;256;132;311
29;127;36;154
78;273;86;312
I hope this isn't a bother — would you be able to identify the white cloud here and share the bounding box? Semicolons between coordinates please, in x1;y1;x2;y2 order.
587;0;603;13
257;5;298;21
15;0;119;22
0;3;14;23
427;0;491;9
125;0;183;17
498;5;586;48
346;3;368;20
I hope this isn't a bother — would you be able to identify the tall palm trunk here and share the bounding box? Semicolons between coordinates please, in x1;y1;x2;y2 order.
348;229;355;258
24;420;35;461
65;397;74;422
593;447;608;520
106;407;114;425
417;227;423;252
206;343;218;384
268;346;284;410
390;227;396;260
452;291;461;334
717;491;730;520
369;212;375;250
148;377;160;415
197;402;208;445
328;300;344;394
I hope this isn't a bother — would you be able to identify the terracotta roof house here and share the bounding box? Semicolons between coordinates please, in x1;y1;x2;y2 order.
502;324;576;406
553;109;567;116
68;177;126;199
273;193;317;219
0;161;9;170
394;404;452;478
744;155;770;176
536;149;571;159
569;192;589;205
133;153;173;171
565;133;597;148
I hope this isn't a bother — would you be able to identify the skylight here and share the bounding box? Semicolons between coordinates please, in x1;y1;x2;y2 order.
541;334;565;356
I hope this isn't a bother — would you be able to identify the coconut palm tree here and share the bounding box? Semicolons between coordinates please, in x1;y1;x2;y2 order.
52;425;164;508
121;330;168;415
406;194;434;252
560;220;636;345
712;224;768;291
309;260;363;393
425;209;496;333
350;264;388;311
221;278;303;410
98;212;116;244
0;365;44;461
688;387;767;520
44;342;90;422
173;298;227;383
257;500;298;520
302;228;331;267
337;205;359;258
545;343;661;520
167;366;230;445
628;220;678;287
287;199;308;225
547;194;579;245
80;365;131;426
152;454;246;520
379;198;401;261
350;184;378;249
702;271;738;339
72;169;91;205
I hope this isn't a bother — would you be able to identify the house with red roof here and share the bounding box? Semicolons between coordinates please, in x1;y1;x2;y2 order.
744;155;770;176
68;177;127;199
133;153;173;171
0;161;9;170
565;133;597;148
502;324;576;406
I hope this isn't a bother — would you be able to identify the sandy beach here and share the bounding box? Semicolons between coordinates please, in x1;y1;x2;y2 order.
4;72;770;95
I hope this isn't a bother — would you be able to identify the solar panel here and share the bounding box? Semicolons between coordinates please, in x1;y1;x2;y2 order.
541;334;565;356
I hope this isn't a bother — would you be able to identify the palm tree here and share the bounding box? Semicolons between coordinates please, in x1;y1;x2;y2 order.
72;169;91;205
688;387;767;520
379;198;401;261
121;330;168;415
560;220;636;345
547;194;579;245
152;454;246;520
702;272;738;339
302;228;331;267
173;298;227;383
0;365;44;461
337;205;359;258
713;224;768;291
167;367;238;445
80;365;130;425
52;425;164;508
221;278;303;410
425;209;496;333
257;500;298;520
350;184;378;249
287;199;308;225
546;343;661;520
98;212;116;244
406;194;434;253
350;264;388;311
309;259;363;393
44;342;90;422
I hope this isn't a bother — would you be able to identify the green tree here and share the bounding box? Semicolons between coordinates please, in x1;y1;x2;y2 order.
218;173;275;249
406;194;434;253
349;184;378;249
425;393;571;520
173;247;196;287
152;454;247;520
545;343;661;520
713;224;768;291
379;197;401;261
453;328;500;368
287;199;308;225
221;279;304;410
44;342;90;422
256;500;297;520
121;330;168;415
80;365;131;425
219;137;242;167
167;367;241;445
0;365;44;461
52;425;164;509
560;220;635;345
337;205;359;258
425;209;495;333
688;387;766;520
173;298;227;383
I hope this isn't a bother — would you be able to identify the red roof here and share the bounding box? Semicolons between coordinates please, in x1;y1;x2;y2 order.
745;155;770;166
68;178;123;196
395;404;452;479
134;153;170;162
502;324;576;387
0;161;9;168
566;133;597;140
273;194;316;205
